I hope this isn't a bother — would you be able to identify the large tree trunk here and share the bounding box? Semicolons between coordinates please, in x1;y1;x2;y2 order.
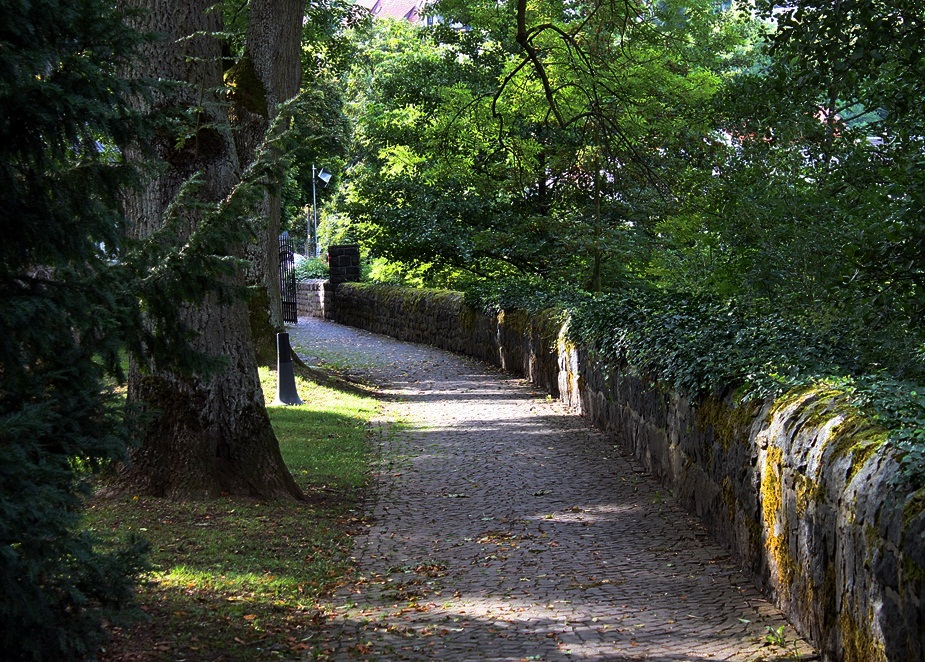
120;0;302;500
231;0;307;366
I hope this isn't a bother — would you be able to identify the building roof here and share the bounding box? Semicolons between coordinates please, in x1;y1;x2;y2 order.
354;0;426;23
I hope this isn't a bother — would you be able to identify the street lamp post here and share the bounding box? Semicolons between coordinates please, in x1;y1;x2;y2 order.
310;165;332;258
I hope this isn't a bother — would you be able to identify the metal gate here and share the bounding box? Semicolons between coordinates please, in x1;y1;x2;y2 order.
279;234;297;324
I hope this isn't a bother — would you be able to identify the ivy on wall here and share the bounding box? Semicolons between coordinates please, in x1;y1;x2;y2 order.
464;278;925;487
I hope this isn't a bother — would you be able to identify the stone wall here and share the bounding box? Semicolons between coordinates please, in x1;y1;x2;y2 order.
331;282;925;662
329;284;559;386
296;280;329;319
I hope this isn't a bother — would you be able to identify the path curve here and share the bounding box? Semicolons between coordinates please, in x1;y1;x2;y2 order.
288;319;814;662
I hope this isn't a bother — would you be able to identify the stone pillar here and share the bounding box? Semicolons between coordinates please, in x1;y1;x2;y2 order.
327;244;361;284
322;281;336;320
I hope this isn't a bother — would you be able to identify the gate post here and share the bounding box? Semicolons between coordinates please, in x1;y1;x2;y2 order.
327;244;361;284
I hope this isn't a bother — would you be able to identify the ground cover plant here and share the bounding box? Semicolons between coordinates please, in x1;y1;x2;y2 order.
84;367;379;660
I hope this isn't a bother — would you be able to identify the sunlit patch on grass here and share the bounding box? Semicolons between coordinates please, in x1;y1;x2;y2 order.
259;365;379;493
87;365;381;660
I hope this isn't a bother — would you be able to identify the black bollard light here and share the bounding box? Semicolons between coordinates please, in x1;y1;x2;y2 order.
273;332;303;406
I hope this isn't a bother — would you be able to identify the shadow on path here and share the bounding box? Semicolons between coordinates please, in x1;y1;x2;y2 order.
288;319;815;661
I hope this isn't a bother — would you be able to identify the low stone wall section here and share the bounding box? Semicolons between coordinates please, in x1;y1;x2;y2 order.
331;282;925;662
296;280;332;319
330;284;561;392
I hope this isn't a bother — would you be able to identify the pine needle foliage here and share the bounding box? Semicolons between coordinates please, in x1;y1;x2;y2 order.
0;1;151;658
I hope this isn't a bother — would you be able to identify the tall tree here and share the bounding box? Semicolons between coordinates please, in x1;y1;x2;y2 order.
656;0;925;377
763;0;925;352
0;1;148;657
119;0;302;499
227;0;306;365
227;0;360;365
339;0;746;289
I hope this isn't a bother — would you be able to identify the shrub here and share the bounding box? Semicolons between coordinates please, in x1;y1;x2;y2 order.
466;280;925;486
295;257;329;280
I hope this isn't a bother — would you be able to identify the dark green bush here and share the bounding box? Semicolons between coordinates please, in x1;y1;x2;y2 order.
567;289;852;398
467;280;925;485
463;275;581;316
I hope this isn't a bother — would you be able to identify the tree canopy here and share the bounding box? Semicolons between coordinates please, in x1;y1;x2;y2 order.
328;0;925;475
338;0;759;287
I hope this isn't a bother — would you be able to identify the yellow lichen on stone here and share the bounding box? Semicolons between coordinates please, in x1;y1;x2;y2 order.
459;305;477;333
794;473;816;519
801;562;837;633
847;437;886;481
767;384;818;420
696;396;754;451
839;604;887;662
762;445;795;599
827;416;888;483
721;476;736;521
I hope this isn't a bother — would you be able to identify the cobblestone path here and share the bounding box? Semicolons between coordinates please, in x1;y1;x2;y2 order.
288;319;815;662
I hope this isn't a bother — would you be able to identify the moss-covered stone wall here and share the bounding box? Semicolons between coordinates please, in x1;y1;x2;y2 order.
331;282;925;662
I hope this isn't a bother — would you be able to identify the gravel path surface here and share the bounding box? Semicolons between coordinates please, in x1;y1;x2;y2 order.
288;318;814;662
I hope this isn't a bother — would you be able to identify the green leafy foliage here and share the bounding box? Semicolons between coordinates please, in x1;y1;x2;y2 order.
845;377;925;487
280;82;352;237
473;284;850;398
463;275;578;316
279;1;366;237
295;257;329;280
467;280;925;484
337;1;759;290
699;0;925;374
331;2;925;484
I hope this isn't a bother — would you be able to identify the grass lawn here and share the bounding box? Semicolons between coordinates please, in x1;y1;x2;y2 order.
85;366;380;660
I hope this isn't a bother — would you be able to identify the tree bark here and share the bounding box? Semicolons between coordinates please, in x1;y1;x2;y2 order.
231;0;307;366
120;0;302;500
